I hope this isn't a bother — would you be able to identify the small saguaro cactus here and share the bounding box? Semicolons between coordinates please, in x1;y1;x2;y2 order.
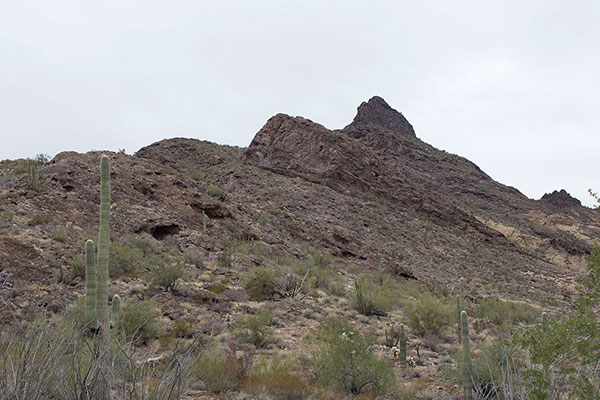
461;311;473;400
456;294;462;343
84;240;97;328
384;325;400;348
542;311;548;333
399;324;406;369
27;160;40;191
457;278;465;341
110;295;121;328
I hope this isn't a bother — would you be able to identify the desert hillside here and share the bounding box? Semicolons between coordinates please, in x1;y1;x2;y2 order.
1;97;598;399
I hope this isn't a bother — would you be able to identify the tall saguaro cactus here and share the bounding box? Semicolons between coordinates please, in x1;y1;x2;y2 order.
85;240;97;327
95;155;111;400
399;324;406;369
461;311;473;400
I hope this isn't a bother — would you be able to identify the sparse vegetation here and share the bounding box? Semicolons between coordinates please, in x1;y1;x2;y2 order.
0;315;202;400
233;310;273;348
242;267;277;301
27;214;52;225
195;346;248;393
149;255;184;291
351;271;403;316
476;298;539;325
244;354;309;400
120;299;160;343
406;294;454;336
207;184;224;200
306;317;395;396
110;242;145;277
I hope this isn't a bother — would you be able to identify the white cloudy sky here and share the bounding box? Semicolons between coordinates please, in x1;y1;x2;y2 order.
1;1;598;206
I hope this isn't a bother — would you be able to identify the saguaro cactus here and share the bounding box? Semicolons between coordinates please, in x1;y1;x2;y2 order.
95;155;111;400
110;295;121;328
461;311;473;400
399;324;406;369
385;325;400;348
456;294;462;343
26;160;39;191
85;240;97;328
542;311;548;333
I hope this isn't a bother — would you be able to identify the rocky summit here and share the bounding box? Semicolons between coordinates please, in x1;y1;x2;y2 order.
1;97;599;398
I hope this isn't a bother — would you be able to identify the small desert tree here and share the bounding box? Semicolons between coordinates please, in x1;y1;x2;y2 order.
517;246;600;399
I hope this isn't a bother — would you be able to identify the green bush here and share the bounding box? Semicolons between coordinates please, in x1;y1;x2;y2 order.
121;300;160;343
290;253;345;297
217;247;233;268
351;272;402;315
207;184;224;200
235;239;266;261
233;311;273;348
306;317;395;396
149;256;184;291
242;267;277;301
476;298;539;325
195;346;248;393
244;354;308;400
110;242;144;277
471;340;526;397
406;294;454;336
69;253;86;279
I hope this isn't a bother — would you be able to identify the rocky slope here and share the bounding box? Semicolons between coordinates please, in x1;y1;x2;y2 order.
0;96;599;397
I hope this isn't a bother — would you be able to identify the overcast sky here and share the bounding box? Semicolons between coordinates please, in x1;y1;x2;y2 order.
1;1;598;206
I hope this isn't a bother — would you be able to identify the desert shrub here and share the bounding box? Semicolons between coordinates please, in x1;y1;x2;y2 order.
110;242;144;277
195;346;248;393
476;298;539;325
513;246;600;399
149;256;184;291
274;272;309;299
121;299;160;343
288;254;344;296
52;229;68;242
471;340;527;398
233;310;273;348
406;294;454;336
310;251;332;269
351;272;402;316
306;317;395;396
130;233;158;254
69;253;86;279
217;247;233;268
207;184;224;200
183;247;204;268
244;354;309;400
27;214;52;225
0;315;202;400
0;211;14;221
242;267;277;300
235;239;266;261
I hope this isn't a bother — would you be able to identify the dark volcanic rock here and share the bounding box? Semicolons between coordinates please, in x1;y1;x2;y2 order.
540;189;582;211
245;112;507;243
344;96;415;138
244;113;401;195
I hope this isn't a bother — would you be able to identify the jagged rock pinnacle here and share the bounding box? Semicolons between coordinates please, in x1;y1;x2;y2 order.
346;96;415;137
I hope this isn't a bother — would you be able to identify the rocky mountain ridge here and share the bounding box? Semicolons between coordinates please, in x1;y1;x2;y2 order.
1;97;598;316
